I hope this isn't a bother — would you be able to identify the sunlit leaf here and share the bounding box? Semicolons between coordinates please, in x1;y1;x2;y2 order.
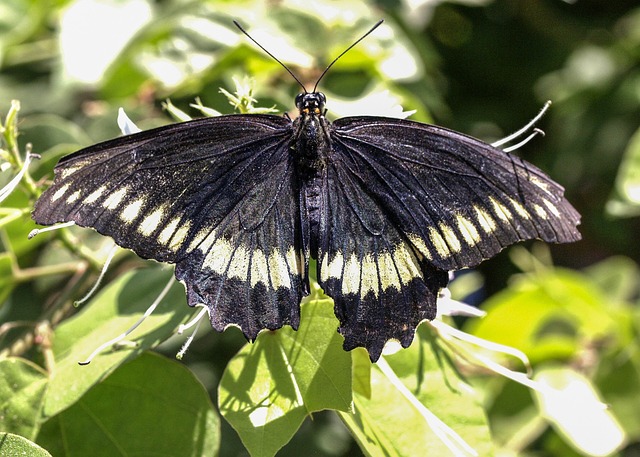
37;352;219;457
341;325;493;456
533;366;625;457
219;297;352;457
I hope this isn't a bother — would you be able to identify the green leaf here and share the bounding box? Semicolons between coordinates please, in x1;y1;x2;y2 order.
36;352;219;457
0;433;51;457
44;267;194;417
465;269;619;362
218;296;352;457
0;358;48;439
352;348;372;398
341;325;493;456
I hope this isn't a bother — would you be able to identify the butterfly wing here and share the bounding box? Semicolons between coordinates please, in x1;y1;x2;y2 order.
329;116;581;272
33;115;305;338
317;115;580;360
317;158;449;361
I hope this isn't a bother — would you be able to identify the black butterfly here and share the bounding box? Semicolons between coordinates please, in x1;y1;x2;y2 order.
32;21;581;361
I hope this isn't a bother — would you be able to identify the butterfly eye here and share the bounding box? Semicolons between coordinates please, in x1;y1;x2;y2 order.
295;93;305;109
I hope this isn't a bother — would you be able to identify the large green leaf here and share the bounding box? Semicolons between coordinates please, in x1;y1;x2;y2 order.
341;324;493;456
0;357;48;439
36;352;219;457
44;266;194;417
219;296;352;457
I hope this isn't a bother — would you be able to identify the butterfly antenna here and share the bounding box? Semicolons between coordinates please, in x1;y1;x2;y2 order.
233;20;308;93
312;19;384;93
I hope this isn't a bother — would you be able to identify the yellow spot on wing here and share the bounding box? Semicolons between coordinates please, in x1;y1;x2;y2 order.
474;205;496;233
195;228;218;254
201;239;295;289
429;227;449;258
85;185;107;204
391;243;422;285
456;214;480;246
103;187;128;210
407;233;432;261
250;249;269;287
204;237;251;282
139;206;166;236
268;249;291;289
342;253;361;295
169;220;191;251
120;198;144;223
285;247;303;276
360;254;380;297
51;183;70;202
490;196;512;222
530;176;553;195
439;222;461;253
66;190;81;204
158;217;180;245
543;198;561;217
533;204;548;219
186;228;208;253
321;252;344;282
377;251;401;291
508;197;530;219
60;166;82;179
227;244;250;281
203;237;232;273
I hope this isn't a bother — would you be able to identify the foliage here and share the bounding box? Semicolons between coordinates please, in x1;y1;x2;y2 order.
2;1;640;456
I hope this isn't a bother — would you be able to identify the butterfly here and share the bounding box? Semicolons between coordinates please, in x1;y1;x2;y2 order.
32;20;581;362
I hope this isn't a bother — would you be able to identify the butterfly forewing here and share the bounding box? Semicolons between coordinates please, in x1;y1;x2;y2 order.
330;116;581;272
33;115;306;336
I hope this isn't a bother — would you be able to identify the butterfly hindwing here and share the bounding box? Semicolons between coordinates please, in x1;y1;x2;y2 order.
317;156;449;361
330;116;581;272
174;154;305;338
33;114;306;336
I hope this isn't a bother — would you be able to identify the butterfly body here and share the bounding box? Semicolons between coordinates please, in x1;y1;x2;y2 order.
33;90;580;361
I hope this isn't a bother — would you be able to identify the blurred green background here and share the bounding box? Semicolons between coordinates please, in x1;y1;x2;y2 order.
1;0;640;456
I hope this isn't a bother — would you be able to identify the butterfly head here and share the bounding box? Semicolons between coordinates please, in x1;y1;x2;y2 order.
296;92;326;116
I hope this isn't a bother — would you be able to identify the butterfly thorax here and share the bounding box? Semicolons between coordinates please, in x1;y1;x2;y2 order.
292;92;330;177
